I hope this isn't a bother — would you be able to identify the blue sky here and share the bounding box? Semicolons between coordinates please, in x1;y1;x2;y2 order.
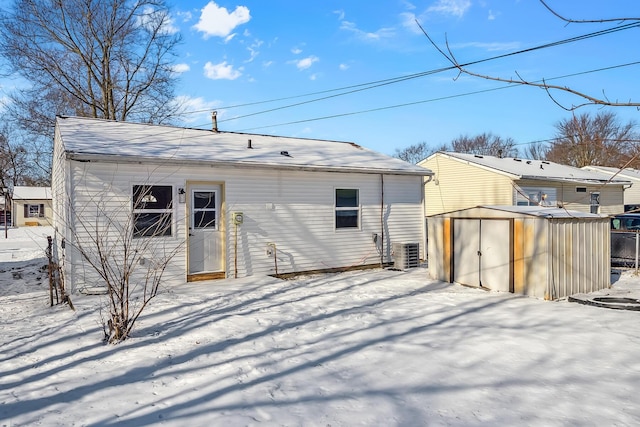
7;0;640;157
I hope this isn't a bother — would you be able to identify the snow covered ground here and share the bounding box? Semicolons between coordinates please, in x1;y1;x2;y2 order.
1;226;640;426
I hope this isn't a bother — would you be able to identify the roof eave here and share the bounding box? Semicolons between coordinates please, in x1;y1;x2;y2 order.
519;175;631;185
66;152;434;177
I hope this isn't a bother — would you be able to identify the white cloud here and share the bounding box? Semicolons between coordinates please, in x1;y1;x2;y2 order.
245;39;263;63
140;6;179;35
203;61;242;80
194;1;251;39
400;12;423;34
291;56;319;71
333;9;345;21
488;9;497;20
172;95;221;124
427;0;471;18
402;1;417;10
339;20;395;41
339;63;349;71
291;47;302;55
171;63;191;74
176;10;192;22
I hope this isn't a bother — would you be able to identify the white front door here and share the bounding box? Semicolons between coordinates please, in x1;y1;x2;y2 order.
188;185;223;274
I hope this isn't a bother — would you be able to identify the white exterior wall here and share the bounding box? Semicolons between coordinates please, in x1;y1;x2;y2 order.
58;159;425;291
622;180;640;206
51;129;69;269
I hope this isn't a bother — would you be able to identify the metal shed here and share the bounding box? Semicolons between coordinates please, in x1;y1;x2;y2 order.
427;206;610;300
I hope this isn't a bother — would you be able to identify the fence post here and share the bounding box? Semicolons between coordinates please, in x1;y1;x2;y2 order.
635;230;640;274
47;236;54;306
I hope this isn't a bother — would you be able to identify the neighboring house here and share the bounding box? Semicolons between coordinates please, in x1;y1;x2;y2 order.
419;152;631;216
12;186;52;226
582;166;640;212
52;116;434;292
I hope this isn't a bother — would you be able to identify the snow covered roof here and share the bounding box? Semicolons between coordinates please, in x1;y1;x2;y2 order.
55;116;433;177
430;205;607;219
430;152;630;185
480;205;607;219
12;186;51;200
582;165;640;182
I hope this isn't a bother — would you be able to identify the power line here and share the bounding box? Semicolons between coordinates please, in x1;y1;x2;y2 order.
235;60;640;132
206;21;640;124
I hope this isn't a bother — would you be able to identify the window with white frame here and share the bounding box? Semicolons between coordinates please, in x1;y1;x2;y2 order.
335;188;359;229
516;187;557;207
590;192;600;214
132;185;173;237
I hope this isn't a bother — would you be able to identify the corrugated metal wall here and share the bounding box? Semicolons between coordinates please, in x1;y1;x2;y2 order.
547;218;610;300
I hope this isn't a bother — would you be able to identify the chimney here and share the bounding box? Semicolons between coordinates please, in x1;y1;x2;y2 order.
247;139;252;149
212;111;218;132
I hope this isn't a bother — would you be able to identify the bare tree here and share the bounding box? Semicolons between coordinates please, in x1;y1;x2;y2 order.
418;1;640;110
0;0;183;173
395;133;517;163
545;111;638;167
65;183;184;343
0;122;39;189
523;141;550;161
450;133;518;158
394;141;436;164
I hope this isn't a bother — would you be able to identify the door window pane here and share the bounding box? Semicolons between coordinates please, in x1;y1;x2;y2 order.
194;191;215;209
194;211;216;228
192;190;217;229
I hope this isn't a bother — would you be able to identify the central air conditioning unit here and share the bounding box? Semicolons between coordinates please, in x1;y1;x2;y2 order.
392;242;419;270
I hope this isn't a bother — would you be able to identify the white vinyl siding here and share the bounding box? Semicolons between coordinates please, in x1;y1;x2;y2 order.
622;179;640;207
57;160;425;290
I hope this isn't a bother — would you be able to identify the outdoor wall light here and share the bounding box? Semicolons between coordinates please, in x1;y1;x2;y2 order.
178;187;186;204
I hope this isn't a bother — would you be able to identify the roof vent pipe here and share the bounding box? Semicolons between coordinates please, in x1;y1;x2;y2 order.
212;111;218;132
248;139;252;149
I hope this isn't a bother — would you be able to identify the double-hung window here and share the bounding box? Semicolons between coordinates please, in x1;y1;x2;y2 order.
25;204;45;218
335;188;359;229
132;185;173;237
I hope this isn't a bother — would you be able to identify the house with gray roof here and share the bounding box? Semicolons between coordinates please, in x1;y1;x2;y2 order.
582;166;640;212
12;186;52;227
419;151;631;216
52;116;433;292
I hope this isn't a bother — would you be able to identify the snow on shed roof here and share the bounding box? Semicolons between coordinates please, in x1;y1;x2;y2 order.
432;152;630;185
12;186;51;200
430;205;607;219
55;116;433;177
